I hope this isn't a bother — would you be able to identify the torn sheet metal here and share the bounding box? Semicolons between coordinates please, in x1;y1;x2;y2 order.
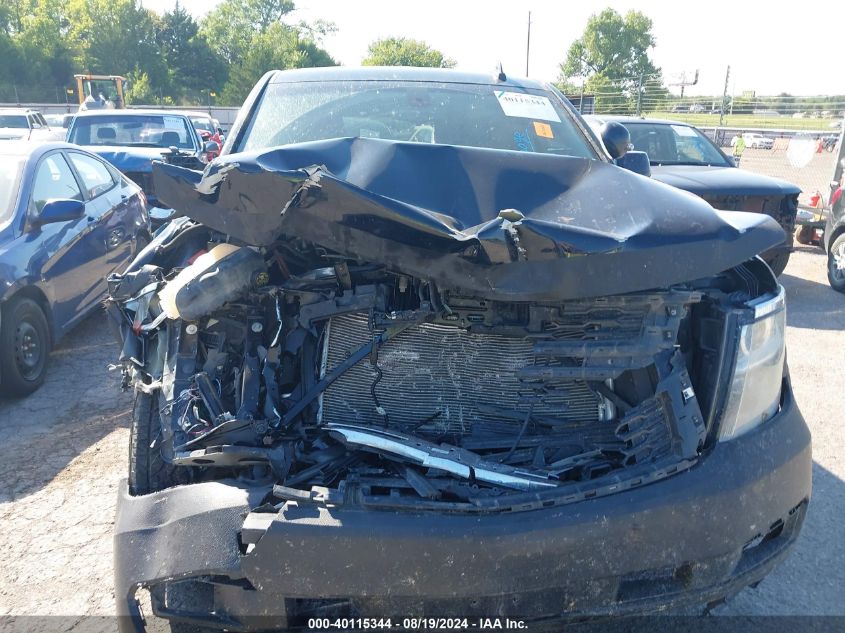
326;423;558;491
152;137;785;301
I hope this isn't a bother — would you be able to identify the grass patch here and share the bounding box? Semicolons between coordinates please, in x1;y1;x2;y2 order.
643;111;841;132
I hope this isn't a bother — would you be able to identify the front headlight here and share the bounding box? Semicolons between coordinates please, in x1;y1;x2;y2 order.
718;285;786;441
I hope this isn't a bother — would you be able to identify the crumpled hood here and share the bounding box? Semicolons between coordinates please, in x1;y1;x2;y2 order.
651;164;801;197
152;137;785;301
85;146;173;172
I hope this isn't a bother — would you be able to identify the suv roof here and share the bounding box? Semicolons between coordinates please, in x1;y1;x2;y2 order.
73;109;192;119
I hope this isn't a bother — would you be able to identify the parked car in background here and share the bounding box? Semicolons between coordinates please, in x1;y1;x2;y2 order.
0;142;149;396
183;110;223;161
0;108;63;142
689;103;705;113
110;66;809;632
740;133;774;149
44;113;75;134
66;110;212;227
586;116;800;275
823;174;845;292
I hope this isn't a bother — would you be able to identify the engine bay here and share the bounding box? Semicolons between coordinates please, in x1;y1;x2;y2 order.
106;217;775;512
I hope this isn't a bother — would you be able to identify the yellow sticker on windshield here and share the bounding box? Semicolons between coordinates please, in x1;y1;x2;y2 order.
533;121;554;138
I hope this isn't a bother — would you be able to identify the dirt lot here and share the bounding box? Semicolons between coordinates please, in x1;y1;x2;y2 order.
0;247;843;627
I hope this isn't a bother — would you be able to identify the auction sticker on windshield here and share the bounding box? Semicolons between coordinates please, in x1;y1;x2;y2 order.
495;91;561;122
163;116;184;130
671;124;698;137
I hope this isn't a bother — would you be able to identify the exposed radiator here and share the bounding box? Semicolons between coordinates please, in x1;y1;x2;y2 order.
320;313;606;434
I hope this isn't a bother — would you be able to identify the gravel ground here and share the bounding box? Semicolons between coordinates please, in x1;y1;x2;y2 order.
0;246;842;628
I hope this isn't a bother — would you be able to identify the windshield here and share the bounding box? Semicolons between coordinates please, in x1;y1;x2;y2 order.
239;80;596;159
0;115;28;129
191;117;214;133
68;114;197;150
625;122;730;166
0;156;24;228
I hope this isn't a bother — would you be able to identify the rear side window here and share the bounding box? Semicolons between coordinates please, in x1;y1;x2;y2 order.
31;154;82;212
69;152;115;199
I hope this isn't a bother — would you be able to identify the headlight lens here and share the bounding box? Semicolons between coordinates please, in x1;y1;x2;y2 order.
718;286;786;441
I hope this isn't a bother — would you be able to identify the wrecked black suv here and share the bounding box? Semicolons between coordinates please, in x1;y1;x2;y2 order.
109;67;811;632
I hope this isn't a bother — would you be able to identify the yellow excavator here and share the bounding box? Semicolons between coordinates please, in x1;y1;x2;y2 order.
74;74;126;110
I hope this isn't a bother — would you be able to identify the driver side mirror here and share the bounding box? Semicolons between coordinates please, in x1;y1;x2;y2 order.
600;121;631;159
615;151;652;178
36;199;85;227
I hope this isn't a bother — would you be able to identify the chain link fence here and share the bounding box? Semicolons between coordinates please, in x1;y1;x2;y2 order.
0;82;78;106
701;127;845;208
0;82;217;109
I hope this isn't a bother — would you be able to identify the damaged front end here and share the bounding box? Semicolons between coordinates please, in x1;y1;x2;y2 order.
110;139;809;629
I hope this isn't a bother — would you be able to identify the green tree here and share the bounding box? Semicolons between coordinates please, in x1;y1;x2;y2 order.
557;9;662;113
124;69;156;104
361;37;455;68
68;0;165;85
16;0;76;87
221;21;335;105
157;2;226;102
200;0;295;64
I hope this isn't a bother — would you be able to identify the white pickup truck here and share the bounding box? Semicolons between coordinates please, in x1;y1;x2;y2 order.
0;108;65;142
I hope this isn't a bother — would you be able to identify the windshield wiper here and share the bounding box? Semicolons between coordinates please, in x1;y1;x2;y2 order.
122;142;172;149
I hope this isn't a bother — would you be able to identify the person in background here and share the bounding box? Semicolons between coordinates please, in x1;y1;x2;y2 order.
732;132;746;165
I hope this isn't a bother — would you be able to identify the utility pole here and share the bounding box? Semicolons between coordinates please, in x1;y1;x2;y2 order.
579;75;585;114
636;73;644;117
525;11;531;76
720;65;730;128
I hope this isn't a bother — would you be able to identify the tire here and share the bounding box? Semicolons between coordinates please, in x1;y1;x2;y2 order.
0;297;51;397
764;251;790;277
827;234;845;293
795;225;815;245
129;391;188;495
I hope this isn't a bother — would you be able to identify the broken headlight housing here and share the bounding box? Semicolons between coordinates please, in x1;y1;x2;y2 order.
719;285;786;441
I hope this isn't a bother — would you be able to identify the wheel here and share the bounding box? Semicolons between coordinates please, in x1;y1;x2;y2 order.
129;391;189;495
827;234;845;292
0;296;51;397
764;252;790;277
795;225;815;245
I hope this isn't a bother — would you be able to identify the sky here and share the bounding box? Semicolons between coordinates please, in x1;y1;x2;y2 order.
142;0;842;97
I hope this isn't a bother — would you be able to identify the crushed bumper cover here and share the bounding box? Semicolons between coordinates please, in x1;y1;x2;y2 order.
115;385;810;632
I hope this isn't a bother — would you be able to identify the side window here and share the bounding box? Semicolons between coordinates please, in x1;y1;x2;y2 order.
68;153;115;199
31;154;83;212
27;115;39;129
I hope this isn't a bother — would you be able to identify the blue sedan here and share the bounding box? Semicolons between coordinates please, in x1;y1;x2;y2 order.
0;142;150;396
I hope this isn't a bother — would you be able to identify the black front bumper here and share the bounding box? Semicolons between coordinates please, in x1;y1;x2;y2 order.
115;386;811;632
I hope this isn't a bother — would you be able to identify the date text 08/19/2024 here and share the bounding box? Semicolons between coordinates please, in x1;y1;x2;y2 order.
308;618;528;630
